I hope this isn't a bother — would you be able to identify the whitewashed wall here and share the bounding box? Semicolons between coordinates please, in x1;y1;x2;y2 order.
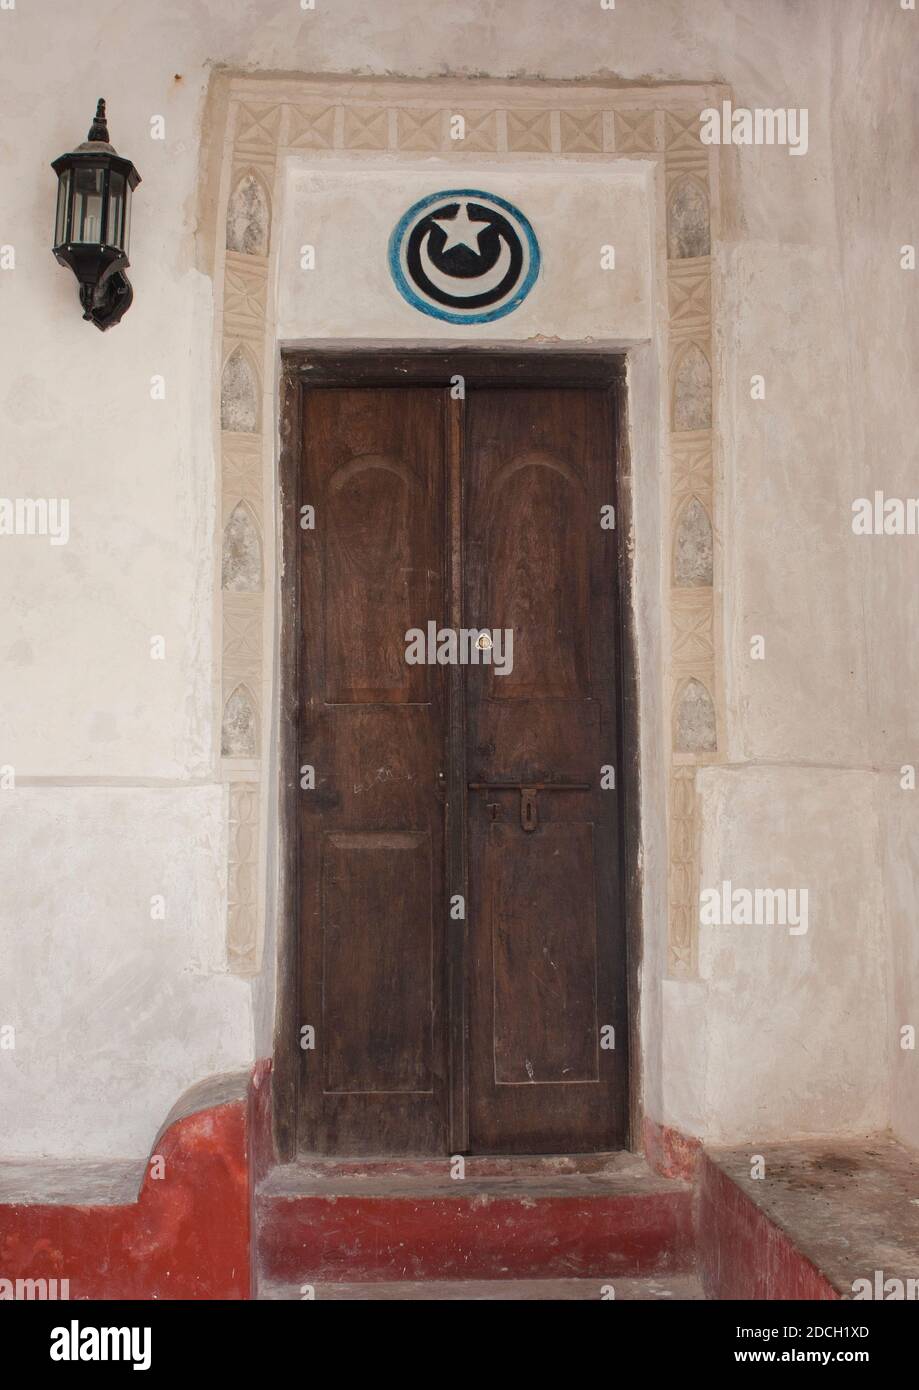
0;0;916;1162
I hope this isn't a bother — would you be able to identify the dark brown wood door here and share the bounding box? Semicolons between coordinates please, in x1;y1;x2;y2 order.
296;378;626;1156
464;389;625;1152
297;387;448;1154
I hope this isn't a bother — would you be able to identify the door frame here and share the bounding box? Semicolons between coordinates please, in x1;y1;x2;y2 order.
272;348;643;1161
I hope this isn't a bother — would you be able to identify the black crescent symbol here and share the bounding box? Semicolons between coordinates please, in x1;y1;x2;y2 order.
405;201;525;310
418;230;513;298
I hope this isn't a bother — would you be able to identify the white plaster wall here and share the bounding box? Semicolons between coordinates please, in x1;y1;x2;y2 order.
1;103;218;780
831;3;919;1150
880;786;919;1150
673;766;888;1142
0;788;252;1160
0;0;915;1159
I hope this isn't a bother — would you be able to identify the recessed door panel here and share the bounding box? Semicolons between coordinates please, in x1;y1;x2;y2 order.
322;831;433;1093
479;453;590;699
324;451;432;704
487;821;599;1085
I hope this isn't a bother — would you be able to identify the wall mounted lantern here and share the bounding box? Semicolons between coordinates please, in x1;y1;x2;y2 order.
51;99;141;331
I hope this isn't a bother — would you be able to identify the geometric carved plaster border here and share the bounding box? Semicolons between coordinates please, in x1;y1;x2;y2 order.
209;75;726;979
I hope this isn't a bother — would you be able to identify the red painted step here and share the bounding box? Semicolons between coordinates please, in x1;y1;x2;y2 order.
256;1153;694;1284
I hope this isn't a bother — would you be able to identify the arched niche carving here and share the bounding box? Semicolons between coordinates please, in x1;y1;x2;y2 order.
673;496;714;587
226;171;271;257
668;176;711;259
672;343;712;432
674;676;717;753
220;346;260;433
222;683;259;757
222;500;263;592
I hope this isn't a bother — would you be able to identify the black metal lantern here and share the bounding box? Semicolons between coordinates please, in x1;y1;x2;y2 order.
51;99;141;331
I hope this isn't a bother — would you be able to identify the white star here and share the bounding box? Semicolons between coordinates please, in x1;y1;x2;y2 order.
432;201;489;254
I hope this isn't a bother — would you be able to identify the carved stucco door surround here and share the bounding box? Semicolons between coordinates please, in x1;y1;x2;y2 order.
209;78;724;981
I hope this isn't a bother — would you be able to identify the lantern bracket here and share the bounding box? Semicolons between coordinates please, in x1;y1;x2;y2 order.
80;268;134;331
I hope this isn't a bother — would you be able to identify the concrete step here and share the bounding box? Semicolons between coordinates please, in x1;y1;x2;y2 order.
266;1152;659;1183
260;1274;706;1300
256;1151;694;1283
698;1134;919;1300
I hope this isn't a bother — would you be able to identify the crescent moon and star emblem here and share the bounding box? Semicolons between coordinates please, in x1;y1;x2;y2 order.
388;189;541;324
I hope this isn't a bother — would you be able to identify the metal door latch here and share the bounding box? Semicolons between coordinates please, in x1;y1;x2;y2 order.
468;780;591;832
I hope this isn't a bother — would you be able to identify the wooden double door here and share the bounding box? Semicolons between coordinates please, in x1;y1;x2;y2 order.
294;363;629;1156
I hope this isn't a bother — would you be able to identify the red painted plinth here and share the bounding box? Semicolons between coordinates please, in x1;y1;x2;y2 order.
259;1190;694;1282
642;1118;703;1183
0;1101;250;1300
696;1153;838;1301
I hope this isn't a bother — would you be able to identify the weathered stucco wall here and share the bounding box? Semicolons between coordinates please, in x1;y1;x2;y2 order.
0;0;915;1161
831;3;919;1150
0;788;251;1160
682;767;888;1142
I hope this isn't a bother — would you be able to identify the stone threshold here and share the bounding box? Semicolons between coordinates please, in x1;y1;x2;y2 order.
260;1274;706;1301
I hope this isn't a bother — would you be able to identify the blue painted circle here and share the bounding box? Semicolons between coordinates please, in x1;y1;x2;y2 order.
388;188;541;325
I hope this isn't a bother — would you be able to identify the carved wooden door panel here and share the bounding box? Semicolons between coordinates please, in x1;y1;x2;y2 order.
296;376;626;1155
297;387;448;1154
465;389;626;1152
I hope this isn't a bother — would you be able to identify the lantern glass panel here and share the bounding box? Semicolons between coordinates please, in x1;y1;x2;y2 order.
72;164;105;244
106;171;126;248
54;169;71;246
122;185;133;254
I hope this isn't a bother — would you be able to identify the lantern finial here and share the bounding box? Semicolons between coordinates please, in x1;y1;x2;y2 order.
87;99;109;143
